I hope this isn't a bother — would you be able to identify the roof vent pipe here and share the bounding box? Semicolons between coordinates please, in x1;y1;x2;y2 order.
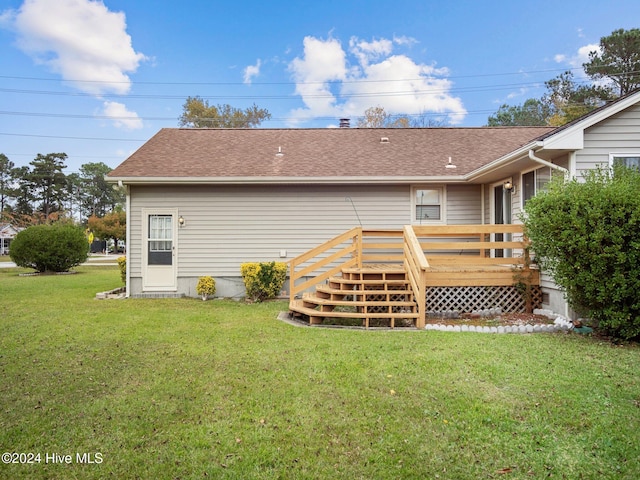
339;118;350;128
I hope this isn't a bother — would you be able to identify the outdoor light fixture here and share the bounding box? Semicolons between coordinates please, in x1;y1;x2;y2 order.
275;146;284;157
503;180;515;194
178;216;185;227
445;156;457;169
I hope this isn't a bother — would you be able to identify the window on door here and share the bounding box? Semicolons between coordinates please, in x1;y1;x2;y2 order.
148;215;172;265
522;166;551;204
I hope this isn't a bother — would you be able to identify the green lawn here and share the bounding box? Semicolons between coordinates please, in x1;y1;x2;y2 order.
1;266;638;479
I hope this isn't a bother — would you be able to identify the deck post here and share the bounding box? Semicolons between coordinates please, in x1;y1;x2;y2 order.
353;227;363;269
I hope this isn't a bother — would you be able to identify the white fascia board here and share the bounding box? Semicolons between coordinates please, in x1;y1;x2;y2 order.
542;127;583;150
543;90;640;150
465;142;541;180
106;175;467;185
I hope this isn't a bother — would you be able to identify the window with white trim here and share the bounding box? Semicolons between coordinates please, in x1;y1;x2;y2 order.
413;187;445;223
522;166;551;204
610;154;640;169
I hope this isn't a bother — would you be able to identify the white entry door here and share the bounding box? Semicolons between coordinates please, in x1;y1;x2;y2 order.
143;209;177;291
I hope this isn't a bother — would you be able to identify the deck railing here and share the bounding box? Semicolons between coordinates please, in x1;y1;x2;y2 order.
412;224;530;267
289;224;535;328
289;227;363;301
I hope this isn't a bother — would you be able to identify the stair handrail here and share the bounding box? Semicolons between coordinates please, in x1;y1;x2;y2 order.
403;225;429;328
289;227;362;304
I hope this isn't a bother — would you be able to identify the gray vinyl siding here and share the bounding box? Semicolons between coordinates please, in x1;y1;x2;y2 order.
575;104;640;178
128;183;483;296
129;184;412;280
446;184;482;224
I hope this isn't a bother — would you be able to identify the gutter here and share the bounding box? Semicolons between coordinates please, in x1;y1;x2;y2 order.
106;175;468;186
528;150;569;178
464;142;541;181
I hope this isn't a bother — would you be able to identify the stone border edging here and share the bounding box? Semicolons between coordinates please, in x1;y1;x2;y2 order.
95;287;126;299
424;308;576;333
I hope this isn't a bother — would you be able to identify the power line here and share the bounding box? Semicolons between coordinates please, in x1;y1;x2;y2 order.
0;77;562;100
0;66;587;86
0;132;146;142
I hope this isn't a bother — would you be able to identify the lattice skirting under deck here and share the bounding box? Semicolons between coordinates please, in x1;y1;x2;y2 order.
426;285;542;313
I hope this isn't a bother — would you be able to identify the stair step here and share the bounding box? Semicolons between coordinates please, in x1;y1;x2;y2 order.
289;264;418;328
328;277;409;287
342;265;406;275
317;285;413;296
302;294;417;309
290;300;419;323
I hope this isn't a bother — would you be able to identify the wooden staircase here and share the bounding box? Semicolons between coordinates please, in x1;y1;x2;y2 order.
289;264;419;328
289;226;540;329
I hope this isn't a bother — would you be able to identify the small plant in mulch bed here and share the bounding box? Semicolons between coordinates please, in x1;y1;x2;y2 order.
196;276;216;301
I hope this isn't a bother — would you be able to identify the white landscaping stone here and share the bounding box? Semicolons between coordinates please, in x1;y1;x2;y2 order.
534;308;555;318
461;325;469;332
490;327;498;333
526;325;534;333
497;326;505;334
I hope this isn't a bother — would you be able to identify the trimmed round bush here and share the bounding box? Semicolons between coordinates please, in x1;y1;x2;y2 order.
240;261;287;302
10;223;90;273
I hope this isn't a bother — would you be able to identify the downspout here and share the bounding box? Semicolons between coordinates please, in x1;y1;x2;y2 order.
528;150;569;178
119;180;131;298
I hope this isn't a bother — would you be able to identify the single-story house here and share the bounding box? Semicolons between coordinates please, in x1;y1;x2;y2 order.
107;89;640;319
0;223;21;255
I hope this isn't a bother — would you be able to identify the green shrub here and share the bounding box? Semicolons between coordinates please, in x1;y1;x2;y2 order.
117;256;127;284
523;165;640;339
10;223;89;273
240;261;287;302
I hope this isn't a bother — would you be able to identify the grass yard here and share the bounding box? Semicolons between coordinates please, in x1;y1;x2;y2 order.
0;266;639;479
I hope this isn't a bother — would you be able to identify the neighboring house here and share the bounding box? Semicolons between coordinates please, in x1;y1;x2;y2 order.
0;223;21;255
107;89;640;317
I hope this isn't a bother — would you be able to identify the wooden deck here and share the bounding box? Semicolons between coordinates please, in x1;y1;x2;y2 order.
289;225;539;329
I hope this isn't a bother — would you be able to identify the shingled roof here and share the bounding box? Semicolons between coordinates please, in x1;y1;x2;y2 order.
108;126;556;183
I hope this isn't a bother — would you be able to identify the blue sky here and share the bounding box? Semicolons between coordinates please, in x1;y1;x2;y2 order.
1;0;639;173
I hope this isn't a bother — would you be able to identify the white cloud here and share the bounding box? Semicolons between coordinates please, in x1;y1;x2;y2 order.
4;0;147;95
555;43;600;69
101;101;143;130
288;36;348;121
243;59;262;84
287;35;466;125
349;36;393;66
393;35;418;47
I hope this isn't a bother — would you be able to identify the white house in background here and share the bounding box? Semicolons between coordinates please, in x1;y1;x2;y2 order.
0;223;21;255
107;89;640;317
